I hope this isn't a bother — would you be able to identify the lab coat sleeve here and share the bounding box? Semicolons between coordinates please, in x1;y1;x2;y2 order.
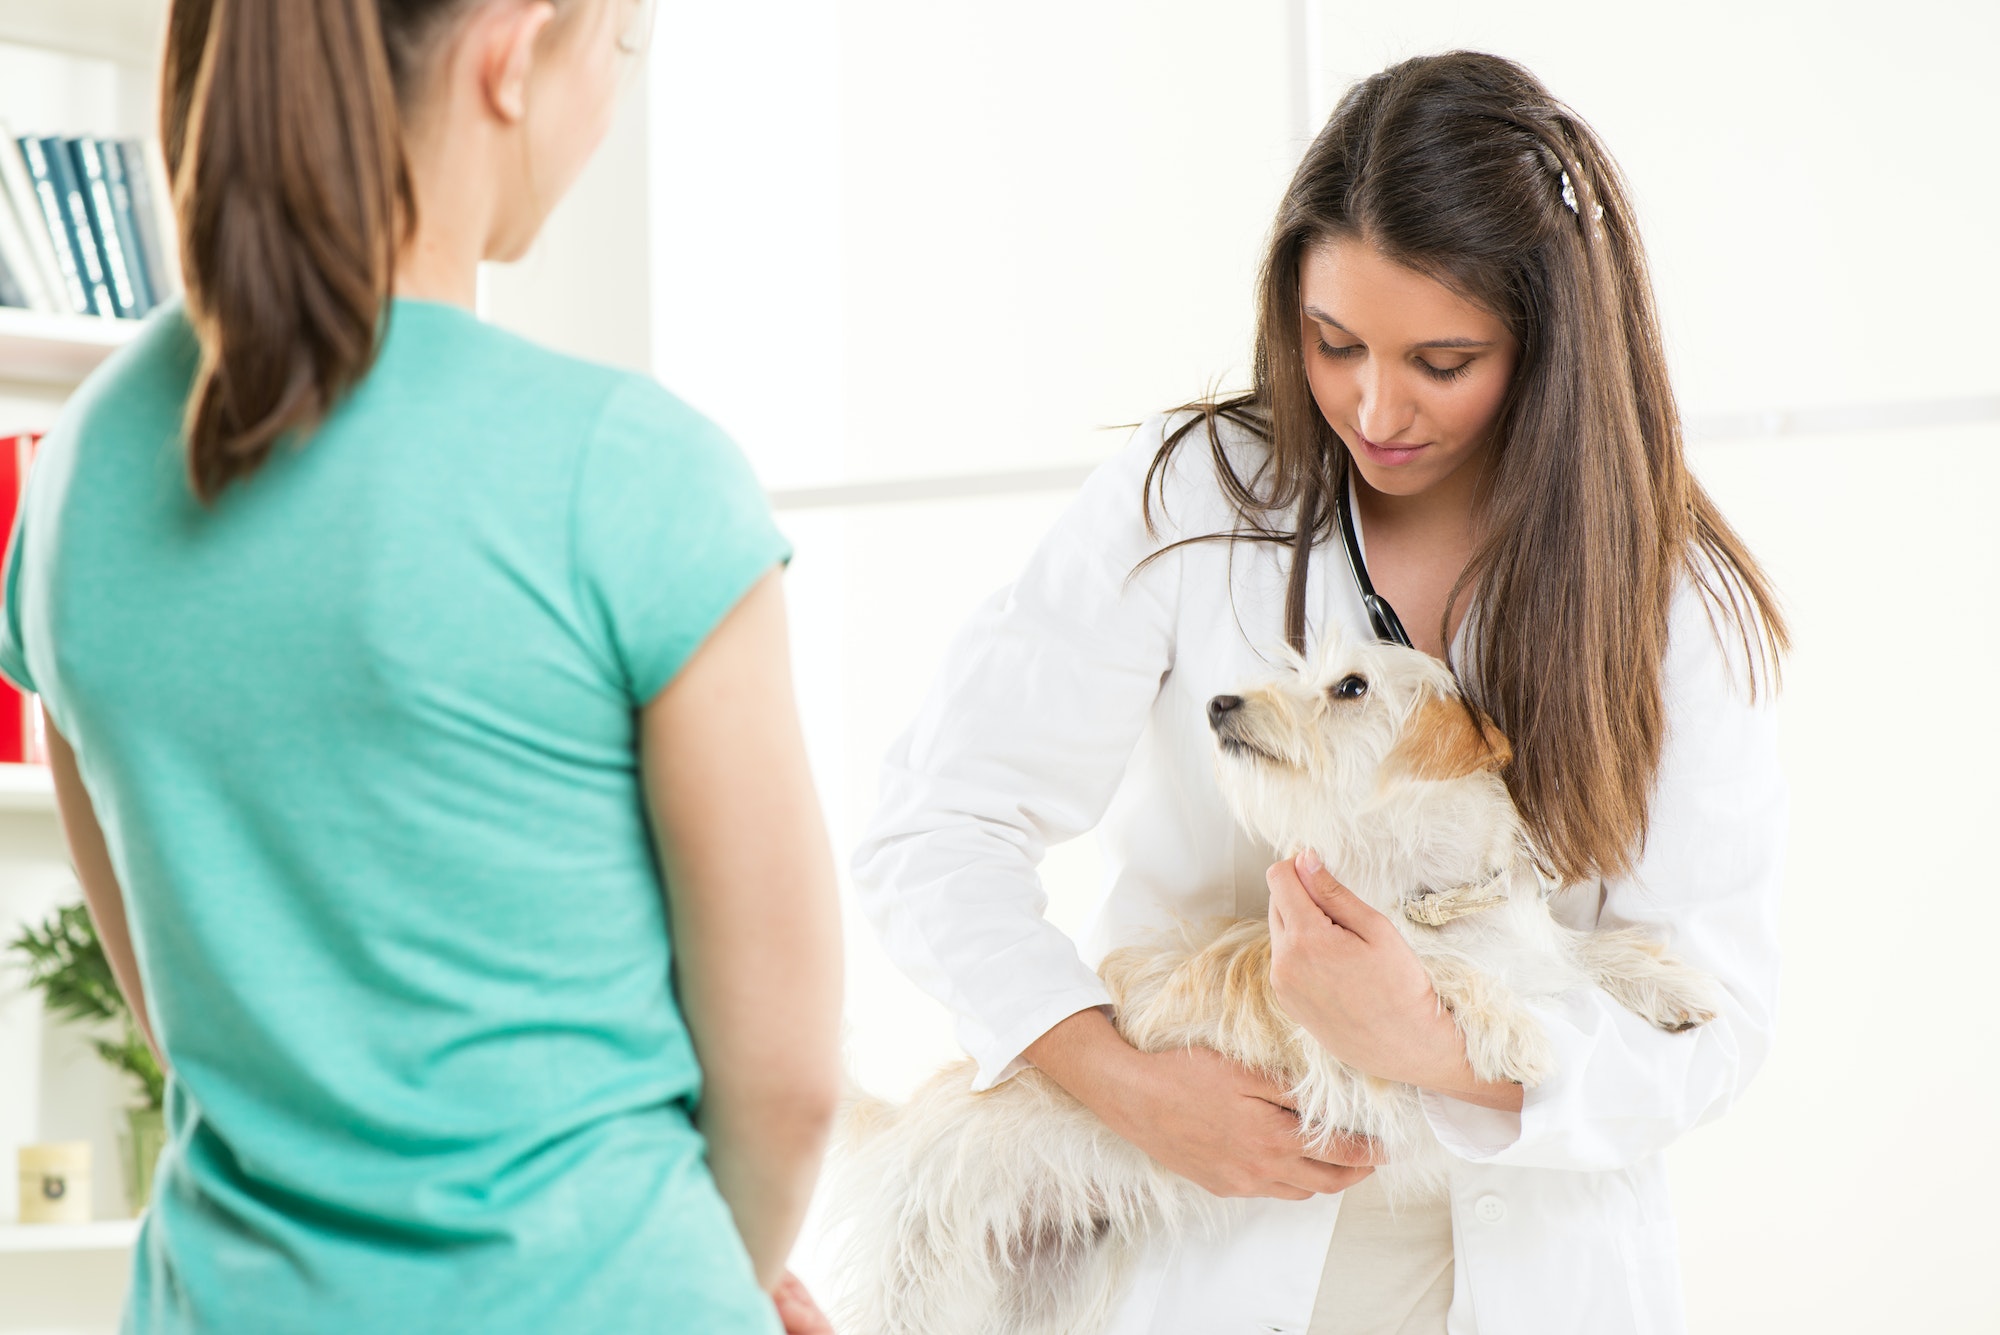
850;416;1193;1091
1418;572;1789;1170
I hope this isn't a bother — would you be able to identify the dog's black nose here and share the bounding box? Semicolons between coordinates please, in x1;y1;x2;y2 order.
1207;695;1243;727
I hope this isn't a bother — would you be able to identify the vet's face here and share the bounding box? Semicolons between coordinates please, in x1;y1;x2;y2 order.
1206;635;1509;851
1297;237;1520;502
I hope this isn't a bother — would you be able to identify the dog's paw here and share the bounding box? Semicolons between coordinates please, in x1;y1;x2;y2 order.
1641;971;1719;1033
1592;946;1721;1033
1457;1002;1552;1087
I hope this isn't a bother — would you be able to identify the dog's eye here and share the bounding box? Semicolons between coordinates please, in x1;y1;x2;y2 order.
1330;675;1369;700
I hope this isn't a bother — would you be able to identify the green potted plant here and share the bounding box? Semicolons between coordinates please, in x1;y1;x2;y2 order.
8;902;166;1217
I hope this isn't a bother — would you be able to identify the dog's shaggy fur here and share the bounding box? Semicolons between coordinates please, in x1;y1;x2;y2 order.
832;631;1719;1334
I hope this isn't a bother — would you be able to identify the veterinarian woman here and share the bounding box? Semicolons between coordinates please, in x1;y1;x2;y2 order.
0;1;842;1332
854;52;1786;1335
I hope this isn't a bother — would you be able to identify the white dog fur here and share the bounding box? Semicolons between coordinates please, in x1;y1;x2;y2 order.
831;628;1719;1334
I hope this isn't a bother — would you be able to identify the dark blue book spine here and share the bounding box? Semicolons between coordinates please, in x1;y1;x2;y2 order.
14;136;89;315
115;141;173;302
60;137;129;317
35;137;112;317
68;138;140;318
96;139;155;313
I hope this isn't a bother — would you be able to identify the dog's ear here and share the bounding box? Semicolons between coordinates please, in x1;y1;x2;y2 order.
1387;689;1512;782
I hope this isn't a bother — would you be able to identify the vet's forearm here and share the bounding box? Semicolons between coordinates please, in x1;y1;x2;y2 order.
1023;1007;1147;1121
1409;1010;1527;1113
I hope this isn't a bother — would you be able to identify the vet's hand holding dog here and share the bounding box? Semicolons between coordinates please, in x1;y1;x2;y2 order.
1269;850;1525;1114
1026;1007;1382;1201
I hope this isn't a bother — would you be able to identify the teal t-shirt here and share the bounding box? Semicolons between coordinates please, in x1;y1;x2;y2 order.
0;300;789;1334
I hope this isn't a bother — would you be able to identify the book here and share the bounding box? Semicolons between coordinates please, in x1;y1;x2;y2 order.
97;139;156;314
0;239;27;309
68;138;142;318
0;432;42;764
0;166;61;312
40;136;117;319
10;136;90;316
0;119;74;314
121;140;181;299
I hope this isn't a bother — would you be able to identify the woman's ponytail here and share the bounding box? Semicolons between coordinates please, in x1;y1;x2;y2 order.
163;0;411;503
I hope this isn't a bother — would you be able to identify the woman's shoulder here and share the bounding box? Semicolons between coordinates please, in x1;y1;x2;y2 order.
373;303;749;476
1089;402;1273;545
55;299;202;443
1664;547;1783;713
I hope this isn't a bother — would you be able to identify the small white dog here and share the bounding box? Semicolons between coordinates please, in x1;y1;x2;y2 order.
832;631;1718;1335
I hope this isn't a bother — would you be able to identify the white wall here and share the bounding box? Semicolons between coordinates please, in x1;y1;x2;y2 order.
649;0;1302;491
1678;422;2000;1333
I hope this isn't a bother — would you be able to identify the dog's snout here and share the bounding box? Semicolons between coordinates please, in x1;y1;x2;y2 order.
1207;695;1244;727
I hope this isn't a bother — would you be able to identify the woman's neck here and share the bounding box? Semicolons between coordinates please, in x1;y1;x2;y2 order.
1348;447;1493;659
394;233;481;308
391;120;495;309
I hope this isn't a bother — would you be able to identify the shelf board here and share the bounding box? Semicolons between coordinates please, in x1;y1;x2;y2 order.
0;307;141;388
0;762;53;813
0;0;166;68
0;1217;138;1254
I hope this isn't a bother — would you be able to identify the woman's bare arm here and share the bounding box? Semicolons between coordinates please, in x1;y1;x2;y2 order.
44;715;163;1068
641;569;844;1288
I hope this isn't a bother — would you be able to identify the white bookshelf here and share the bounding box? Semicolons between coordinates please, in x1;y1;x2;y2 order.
0;761;53;813
0;1219;137;1255
0;307;137;386
0;0;167;412
0;17;161;1335
0;2;166;69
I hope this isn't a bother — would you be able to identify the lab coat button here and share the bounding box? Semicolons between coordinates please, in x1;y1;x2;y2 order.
1473;1194;1507;1224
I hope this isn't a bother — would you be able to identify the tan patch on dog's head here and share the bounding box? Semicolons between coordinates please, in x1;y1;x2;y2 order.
1387;690;1512;782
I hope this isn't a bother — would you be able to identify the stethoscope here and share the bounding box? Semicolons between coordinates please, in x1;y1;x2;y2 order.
1334;479;1414;649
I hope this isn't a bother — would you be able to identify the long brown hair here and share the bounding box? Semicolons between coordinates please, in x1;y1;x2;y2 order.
1149;51;1787;884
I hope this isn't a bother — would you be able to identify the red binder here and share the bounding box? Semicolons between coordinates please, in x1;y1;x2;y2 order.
0;432;43;764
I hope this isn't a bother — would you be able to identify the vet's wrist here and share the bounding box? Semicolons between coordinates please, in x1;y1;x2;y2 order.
1025;1008;1143;1116
1404;1020;1526;1112
1388;1009;1484;1093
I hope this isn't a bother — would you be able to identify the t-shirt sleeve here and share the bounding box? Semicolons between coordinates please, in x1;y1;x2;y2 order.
571;376;791;705
0;493;37;696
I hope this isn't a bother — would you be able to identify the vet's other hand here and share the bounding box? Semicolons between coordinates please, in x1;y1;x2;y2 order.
772;1271;834;1335
1120;1045;1379;1200
1267;850;1463;1090
1023;1008;1379;1201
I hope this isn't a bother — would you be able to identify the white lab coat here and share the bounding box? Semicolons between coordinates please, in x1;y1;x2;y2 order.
851;411;1787;1335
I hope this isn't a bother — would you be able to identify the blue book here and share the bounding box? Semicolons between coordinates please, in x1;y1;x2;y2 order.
68;138;142;318
115;141;174;303
37;136;113;317
13;136;90;315
31;136;112;317
96;139;155;313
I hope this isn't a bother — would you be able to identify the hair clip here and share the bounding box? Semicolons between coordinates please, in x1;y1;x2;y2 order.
1559;167;1606;222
